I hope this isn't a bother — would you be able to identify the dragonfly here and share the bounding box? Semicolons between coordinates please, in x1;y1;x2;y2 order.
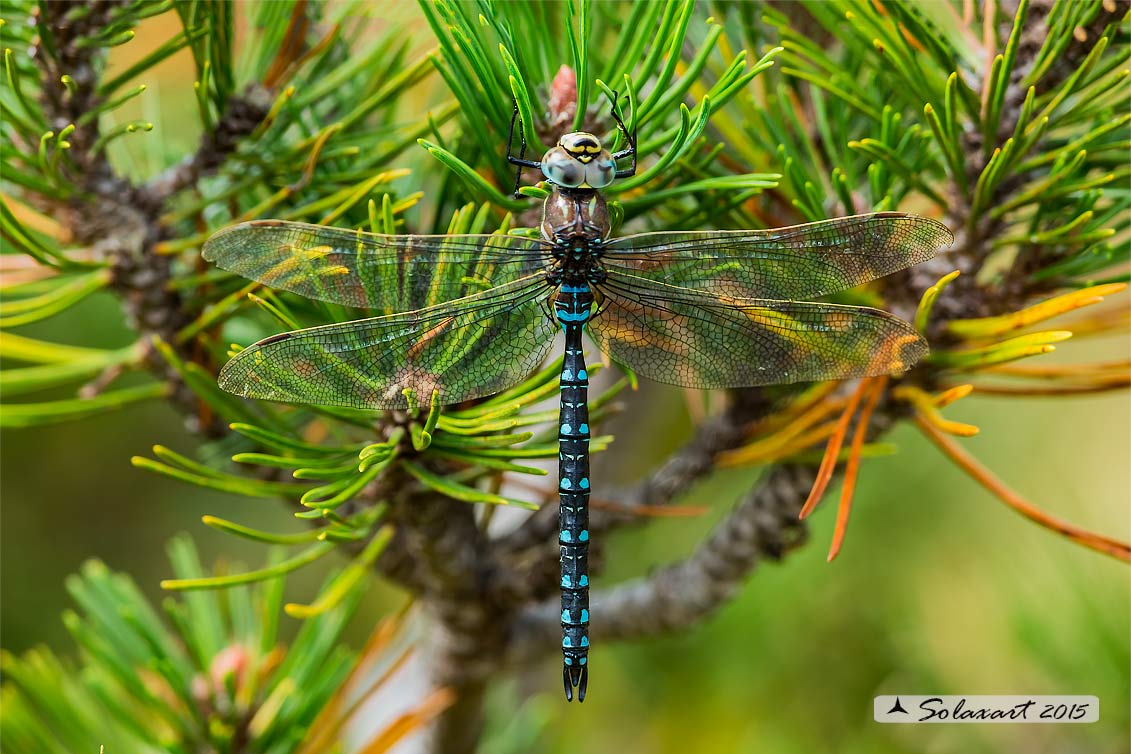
203;97;952;703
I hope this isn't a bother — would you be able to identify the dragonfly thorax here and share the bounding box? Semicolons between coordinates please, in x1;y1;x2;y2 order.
540;186;611;245
541;132;617;190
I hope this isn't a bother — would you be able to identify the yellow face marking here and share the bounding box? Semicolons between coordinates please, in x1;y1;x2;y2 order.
559;132;603;163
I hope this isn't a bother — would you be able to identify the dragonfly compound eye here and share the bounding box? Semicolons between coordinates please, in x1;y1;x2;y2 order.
584;153;616;189
541;147;585;188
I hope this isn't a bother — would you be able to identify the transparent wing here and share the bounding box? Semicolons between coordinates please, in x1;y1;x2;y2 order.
602;212;951;300
218;275;557;410
203;220;554;312
588;271;927;388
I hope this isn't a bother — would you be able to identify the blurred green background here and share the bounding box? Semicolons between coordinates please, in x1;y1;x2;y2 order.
2;7;1128;754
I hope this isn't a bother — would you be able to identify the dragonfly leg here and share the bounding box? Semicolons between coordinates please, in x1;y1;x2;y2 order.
506;97;541;197
608;92;637;178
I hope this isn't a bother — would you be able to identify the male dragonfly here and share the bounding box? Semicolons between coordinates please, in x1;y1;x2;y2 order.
203;98;952;702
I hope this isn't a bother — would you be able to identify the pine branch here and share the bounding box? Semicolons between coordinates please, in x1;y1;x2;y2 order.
947;0;1131;313
22;1;242;429
995;0;1129;145
3;2;1127;751
493;388;776;605
146;85;274;200
510;463;816;662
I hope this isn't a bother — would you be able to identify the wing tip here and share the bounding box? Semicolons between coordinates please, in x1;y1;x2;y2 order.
201;222;247;263
875;322;930;376
918;217;955;249
869;211;954;251
215;362;249;398
901;214;954;251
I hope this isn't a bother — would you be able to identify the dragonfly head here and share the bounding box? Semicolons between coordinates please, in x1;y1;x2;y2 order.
541;132;616;190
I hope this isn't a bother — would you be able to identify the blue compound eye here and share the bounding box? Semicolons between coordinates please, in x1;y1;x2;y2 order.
541;147;584;188
584;153;616;188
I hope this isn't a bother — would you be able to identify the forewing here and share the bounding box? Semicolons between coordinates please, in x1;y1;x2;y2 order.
203;220;553;311
602;212;951;300
218;276;557;409
588;272;927;388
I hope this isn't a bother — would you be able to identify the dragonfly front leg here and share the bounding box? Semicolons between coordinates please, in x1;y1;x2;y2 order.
555;285;593;702
507;98;542;197
607;91;637;178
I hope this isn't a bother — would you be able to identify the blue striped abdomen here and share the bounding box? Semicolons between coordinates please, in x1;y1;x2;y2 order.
554;284;592;702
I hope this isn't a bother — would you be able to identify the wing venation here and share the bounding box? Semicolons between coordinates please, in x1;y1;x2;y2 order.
588;271;927;388
203;220;554;311
219;275;557;409
602;212;951;301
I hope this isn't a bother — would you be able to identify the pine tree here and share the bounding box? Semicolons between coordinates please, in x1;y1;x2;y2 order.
2;2;1127;752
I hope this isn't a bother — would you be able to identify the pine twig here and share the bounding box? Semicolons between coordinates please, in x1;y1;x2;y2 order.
494;391;772;555
509;463;815;662
146;85;274;200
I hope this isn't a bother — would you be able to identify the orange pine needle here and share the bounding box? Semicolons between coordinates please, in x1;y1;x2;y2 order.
0;250;96;284
718;421;843;468
718;394;847;467
914;413;1131;562
799;378;870;520
345;602;414;690
2;191;70;241
893;384;980;437
295;123;343;193
357;687;458;754
963;358;1131;395
983;359;1130;378
262;2;313;90
947;283;1128;339
298;604;415;754
745;381;842;437
764;421;841;463
934;383;975;408
963;378;1130;396
827;376;888;561
1055;306;1130;337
